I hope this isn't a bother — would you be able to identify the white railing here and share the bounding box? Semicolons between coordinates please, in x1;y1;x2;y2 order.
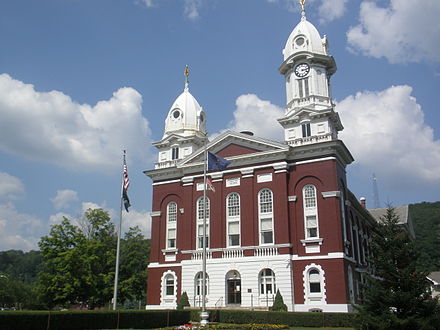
191;251;212;260
154;159;178;169
254;246;279;257
222;249;244;258
287;133;332;147
181;243;291;260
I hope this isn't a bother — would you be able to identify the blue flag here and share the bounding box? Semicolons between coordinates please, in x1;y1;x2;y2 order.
208;152;231;171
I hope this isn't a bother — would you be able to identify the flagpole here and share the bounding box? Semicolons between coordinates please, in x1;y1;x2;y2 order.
113;150;126;310
200;139;209;326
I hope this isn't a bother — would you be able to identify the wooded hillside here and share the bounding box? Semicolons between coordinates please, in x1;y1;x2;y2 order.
410;201;440;272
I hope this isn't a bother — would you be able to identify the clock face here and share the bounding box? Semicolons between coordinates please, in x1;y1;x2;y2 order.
294;63;310;77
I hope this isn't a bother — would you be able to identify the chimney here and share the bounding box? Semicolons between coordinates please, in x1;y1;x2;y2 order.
360;197;366;208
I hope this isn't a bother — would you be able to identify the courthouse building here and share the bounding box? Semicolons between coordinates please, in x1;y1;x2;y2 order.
144;6;376;312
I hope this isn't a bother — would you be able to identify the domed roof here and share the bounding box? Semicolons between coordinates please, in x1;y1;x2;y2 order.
163;86;206;139
282;17;328;61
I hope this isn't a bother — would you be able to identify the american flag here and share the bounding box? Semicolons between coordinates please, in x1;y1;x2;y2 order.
123;164;130;191
206;177;215;193
122;164;130;212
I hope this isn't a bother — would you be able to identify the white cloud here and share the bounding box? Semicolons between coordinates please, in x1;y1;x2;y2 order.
49;212;71;226
337;85;440;188
318;0;348;23
122;210;151;238
139;0;155;8
0;172;24;201
347;0;440;63
50;189;79;210
227;94;284;141
184;0;202;21
0;202;44;251
0;74;152;172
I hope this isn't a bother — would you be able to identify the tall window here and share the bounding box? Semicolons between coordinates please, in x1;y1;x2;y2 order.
303;185;319;239
259;189;274;245
227;193;240;247
197;197;210;249
298;78;310;98
165;274;175;296
259;269;276;295
302;123;311;137
172;147;179;160
195;272;209;297
303;264;326;304
308;269;321;293
166;202;177;249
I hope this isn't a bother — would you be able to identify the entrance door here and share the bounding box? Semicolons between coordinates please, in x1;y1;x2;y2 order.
227;279;241;305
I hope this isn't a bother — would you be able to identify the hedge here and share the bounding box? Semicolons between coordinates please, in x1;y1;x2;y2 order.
203;310;357;328
0;310;191;330
0;309;358;329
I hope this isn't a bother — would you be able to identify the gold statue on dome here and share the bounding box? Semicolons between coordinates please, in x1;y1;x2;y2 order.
299;0;306;12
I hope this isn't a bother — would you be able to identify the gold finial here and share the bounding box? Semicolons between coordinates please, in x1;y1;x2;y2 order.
184;65;190;90
299;0;306;20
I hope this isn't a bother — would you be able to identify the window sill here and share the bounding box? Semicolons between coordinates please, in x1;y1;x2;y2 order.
301;238;323;246
162;248;178;254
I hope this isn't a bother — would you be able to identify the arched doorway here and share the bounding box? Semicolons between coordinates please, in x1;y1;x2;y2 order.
225;270;241;306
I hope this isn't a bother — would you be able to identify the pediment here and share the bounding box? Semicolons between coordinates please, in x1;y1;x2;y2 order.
178;130;288;168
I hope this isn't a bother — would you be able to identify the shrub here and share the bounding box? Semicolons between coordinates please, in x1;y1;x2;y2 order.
177;291;190;310
270;290;287;311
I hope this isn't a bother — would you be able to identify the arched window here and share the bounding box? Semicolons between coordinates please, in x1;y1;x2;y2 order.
194;272;209;306
160;270;177;307
259;269;276;295
165;274;175;296
227;193;240;247
258;189;274;245
196;196;210;249
303;264;326;304
303;185;319;239
166;202;177;249
308;269;321;293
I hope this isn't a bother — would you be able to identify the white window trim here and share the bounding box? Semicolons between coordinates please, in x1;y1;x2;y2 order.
303;184;319;239
196;196;210;250
259;268;276;296
226;192;241;247
194;271;210;306
166;202;177;249
160;270;177;307
303;263;327;305
258;188;274;246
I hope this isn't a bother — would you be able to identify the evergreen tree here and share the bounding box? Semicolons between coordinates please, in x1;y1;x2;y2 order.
270;289;287;311
176;291;190;310
357;207;439;330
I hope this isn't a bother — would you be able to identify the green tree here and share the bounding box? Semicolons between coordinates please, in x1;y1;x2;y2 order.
357;206;439;329
118;226;150;307
410;201;440;271
37;209;116;309
270;289;287;311
176;291;190;310
0;250;43;284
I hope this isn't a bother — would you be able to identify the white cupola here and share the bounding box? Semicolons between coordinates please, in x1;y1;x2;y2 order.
278;1;342;147
153;66;207;168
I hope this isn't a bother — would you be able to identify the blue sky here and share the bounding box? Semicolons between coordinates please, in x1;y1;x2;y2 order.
0;0;439;251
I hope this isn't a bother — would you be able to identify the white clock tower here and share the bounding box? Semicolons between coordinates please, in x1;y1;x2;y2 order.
278;1;343;146
153;66;207;169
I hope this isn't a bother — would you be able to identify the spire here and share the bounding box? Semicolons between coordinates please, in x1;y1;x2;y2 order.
184;65;190;91
299;0;306;21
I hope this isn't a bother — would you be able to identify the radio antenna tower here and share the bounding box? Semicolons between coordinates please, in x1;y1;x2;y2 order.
372;173;381;209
